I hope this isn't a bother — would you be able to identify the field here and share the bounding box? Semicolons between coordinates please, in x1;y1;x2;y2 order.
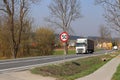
53;48;75;55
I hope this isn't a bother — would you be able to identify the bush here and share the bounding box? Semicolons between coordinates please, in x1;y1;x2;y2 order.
35;27;55;56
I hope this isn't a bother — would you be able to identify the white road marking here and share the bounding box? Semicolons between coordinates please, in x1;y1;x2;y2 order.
0;57;53;65
0;54;103;72
0;50;115;73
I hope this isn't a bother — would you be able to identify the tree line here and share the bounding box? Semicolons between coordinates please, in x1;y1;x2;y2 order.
0;0;56;58
0;0;81;59
0;0;120;59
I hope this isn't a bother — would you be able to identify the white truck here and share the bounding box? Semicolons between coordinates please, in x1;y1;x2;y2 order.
76;38;94;54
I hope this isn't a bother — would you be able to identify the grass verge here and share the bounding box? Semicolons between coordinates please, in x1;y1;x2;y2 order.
31;51;119;80
54;48;104;55
112;64;120;80
53;49;75;55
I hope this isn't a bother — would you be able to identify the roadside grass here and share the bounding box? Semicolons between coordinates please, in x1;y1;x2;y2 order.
54;48;104;55
31;51;119;80
53;49;75;55
0;57;9;60
0;52;12;60
95;48;104;52
112;64;120;80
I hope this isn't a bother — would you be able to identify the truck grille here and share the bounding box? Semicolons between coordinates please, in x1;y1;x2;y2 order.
77;49;83;53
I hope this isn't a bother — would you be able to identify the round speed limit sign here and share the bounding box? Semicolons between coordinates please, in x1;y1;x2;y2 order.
60;32;69;42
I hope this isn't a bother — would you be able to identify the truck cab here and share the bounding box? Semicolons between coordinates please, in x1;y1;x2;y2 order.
76;38;94;54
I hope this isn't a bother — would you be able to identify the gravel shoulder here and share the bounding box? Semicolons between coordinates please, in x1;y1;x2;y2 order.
0;71;56;80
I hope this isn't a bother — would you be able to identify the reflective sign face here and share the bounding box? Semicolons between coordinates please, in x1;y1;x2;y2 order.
60;32;69;42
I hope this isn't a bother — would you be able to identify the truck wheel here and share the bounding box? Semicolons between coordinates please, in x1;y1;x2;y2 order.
90;50;94;54
85;50;88;54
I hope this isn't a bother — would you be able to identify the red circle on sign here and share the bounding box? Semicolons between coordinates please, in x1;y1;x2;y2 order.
60;32;69;42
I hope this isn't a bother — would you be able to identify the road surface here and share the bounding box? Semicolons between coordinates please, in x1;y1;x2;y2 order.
0;50;114;73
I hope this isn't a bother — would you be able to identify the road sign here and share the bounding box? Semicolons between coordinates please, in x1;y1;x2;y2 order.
60;32;69;42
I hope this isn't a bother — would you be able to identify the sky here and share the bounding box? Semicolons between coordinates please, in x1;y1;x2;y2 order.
31;0;108;37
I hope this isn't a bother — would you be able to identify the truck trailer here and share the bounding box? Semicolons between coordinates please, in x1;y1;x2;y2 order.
76;38;94;54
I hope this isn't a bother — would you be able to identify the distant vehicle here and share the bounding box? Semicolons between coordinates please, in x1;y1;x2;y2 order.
113;46;118;50
76;38;94;54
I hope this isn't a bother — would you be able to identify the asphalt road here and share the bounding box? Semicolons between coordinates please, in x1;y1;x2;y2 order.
0;50;114;73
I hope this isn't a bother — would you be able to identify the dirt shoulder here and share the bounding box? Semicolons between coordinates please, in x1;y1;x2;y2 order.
0;71;56;80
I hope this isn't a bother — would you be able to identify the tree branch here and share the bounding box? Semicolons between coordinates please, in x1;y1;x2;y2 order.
0;8;7;13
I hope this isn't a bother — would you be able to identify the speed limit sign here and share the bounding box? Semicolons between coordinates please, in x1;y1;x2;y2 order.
60;32;69;42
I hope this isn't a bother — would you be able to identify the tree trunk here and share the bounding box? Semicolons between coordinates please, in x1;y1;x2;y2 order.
12;50;16;59
27;45;30;55
12;45;19;59
14;50;17;58
64;42;68;55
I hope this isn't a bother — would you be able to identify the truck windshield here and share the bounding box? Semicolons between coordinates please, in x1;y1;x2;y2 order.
76;43;86;47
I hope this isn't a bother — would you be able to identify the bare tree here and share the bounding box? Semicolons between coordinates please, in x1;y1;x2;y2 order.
48;0;81;55
19;19;32;57
99;25;112;42
96;0;120;34
0;0;40;58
